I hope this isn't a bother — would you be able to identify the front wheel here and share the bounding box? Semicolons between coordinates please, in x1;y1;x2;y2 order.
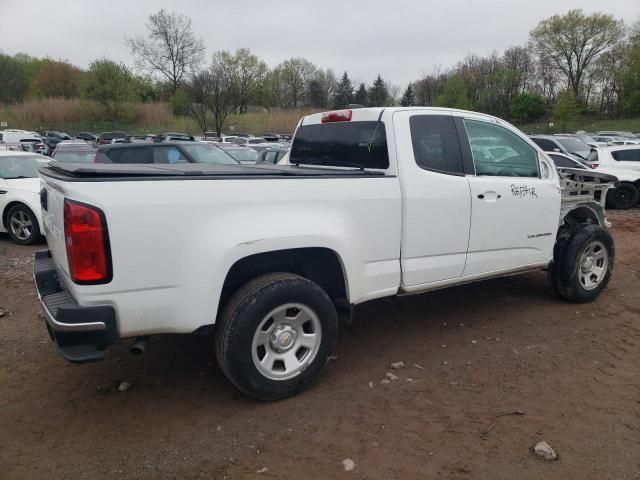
549;224;614;303
215;273;338;401
6;204;42;245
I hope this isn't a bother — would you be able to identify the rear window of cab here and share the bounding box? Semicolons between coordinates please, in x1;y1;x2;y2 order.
290;121;389;169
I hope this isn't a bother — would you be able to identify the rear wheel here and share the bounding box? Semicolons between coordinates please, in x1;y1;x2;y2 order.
6;204;42;245
550;224;614;303
606;182;639;209
215;273;338;401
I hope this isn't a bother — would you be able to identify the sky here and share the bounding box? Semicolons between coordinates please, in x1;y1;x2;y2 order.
0;0;638;87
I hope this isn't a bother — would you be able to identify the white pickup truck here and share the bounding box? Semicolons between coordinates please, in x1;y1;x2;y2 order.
34;107;617;400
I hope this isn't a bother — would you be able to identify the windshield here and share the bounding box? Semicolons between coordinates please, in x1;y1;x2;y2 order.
555;138;591;158
52;151;96;163
290;121;389;169
0;155;49;178
224;148;259;162
180;144;239;164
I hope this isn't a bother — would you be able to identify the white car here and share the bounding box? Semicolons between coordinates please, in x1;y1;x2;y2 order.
547;152;640;209
0;151;48;244
588;146;640;209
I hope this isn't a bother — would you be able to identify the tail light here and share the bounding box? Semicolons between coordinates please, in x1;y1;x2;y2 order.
590;163;599;169
321;109;352;123
64;199;111;284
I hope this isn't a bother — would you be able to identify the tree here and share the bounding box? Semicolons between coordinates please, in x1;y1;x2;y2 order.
82;59;138;121
206;51;239;136
271;58;316;108
332;72;353;108
434;74;470;109
187;70;213;134
126;9;205;93
307;79;327;108
530;9;625;103
354;82;367;106
400;83;416;106
31;61;82;98
234;48;267;113
0;55;29;103
510;92;546;123
553;89;579;131
367;74;389;106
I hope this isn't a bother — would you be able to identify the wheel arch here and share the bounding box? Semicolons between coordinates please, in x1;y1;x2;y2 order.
2;200;34;229
218;247;351;323
561;203;607;229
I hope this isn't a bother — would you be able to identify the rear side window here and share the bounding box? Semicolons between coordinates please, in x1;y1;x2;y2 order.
106;147;151;164
153;146;188;164
410;115;463;175
611;149;640;161
531;138;558;152
290;121;389;169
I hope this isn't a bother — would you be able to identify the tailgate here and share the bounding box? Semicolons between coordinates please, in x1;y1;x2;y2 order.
39;177;70;279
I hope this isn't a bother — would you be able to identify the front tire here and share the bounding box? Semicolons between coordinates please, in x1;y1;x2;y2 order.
215;273;338;401
6;204;42;245
606;182;639;209
550;224;614;303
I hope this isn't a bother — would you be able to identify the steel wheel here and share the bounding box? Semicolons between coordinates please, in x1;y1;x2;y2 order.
9;210;33;241
251;303;322;381
578;240;608;291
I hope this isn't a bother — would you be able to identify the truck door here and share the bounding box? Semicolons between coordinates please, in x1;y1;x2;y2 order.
394;111;472;287
461;117;560;276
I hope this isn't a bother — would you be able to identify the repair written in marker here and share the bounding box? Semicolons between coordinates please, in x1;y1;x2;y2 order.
511;184;538;198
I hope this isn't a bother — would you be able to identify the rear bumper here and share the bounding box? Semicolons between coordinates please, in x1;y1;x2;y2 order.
33;251;118;363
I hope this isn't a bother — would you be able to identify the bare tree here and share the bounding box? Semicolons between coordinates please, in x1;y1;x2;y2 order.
187;70;213;134
126;9;205;93
530;9;625;104
206;51;239;136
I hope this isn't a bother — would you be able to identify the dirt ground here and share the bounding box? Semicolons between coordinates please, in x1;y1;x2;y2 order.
1;211;639;480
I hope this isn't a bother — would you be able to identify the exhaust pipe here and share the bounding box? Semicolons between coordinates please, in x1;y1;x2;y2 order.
130;336;149;356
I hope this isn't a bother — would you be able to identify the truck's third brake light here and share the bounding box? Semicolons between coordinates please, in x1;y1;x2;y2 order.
64;199;111;284
321;109;352;123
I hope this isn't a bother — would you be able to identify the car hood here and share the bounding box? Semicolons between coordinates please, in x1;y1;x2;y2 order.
4;177;41;193
594;167;640;182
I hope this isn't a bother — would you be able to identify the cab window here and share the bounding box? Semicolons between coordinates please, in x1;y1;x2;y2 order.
465;120;540;177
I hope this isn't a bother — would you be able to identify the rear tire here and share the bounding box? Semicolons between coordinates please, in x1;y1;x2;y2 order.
215;273;338;401
606;182;639;209
6;204;42;245
550;224;614;303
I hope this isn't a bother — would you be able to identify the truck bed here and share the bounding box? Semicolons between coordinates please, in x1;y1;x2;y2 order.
39;162;388;181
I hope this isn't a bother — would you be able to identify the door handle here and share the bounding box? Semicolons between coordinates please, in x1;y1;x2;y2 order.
477;191;501;201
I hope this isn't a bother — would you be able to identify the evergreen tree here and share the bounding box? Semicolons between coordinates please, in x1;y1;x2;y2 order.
400;83;416;106
332;71;354;108
354;82;367;106
307;79;327;108
367;74;389;106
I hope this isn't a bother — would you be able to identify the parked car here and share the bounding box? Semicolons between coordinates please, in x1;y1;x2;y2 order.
41;131;72;153
204;131;218;140
0;130;49;155
35;107;616;401
52;143;96;163
262;133;281;142
0;151;49;244
95;142;239;165
547;152;640;209
217;145;260;164
99;131;127;145
256;148;289;164
0;143;28;152
76;132;99;144
158;132;195;142
529;135;591;162
596;131;638;139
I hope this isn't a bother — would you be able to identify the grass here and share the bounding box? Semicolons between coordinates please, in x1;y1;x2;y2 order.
0;98;318;136
1;98;638;136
